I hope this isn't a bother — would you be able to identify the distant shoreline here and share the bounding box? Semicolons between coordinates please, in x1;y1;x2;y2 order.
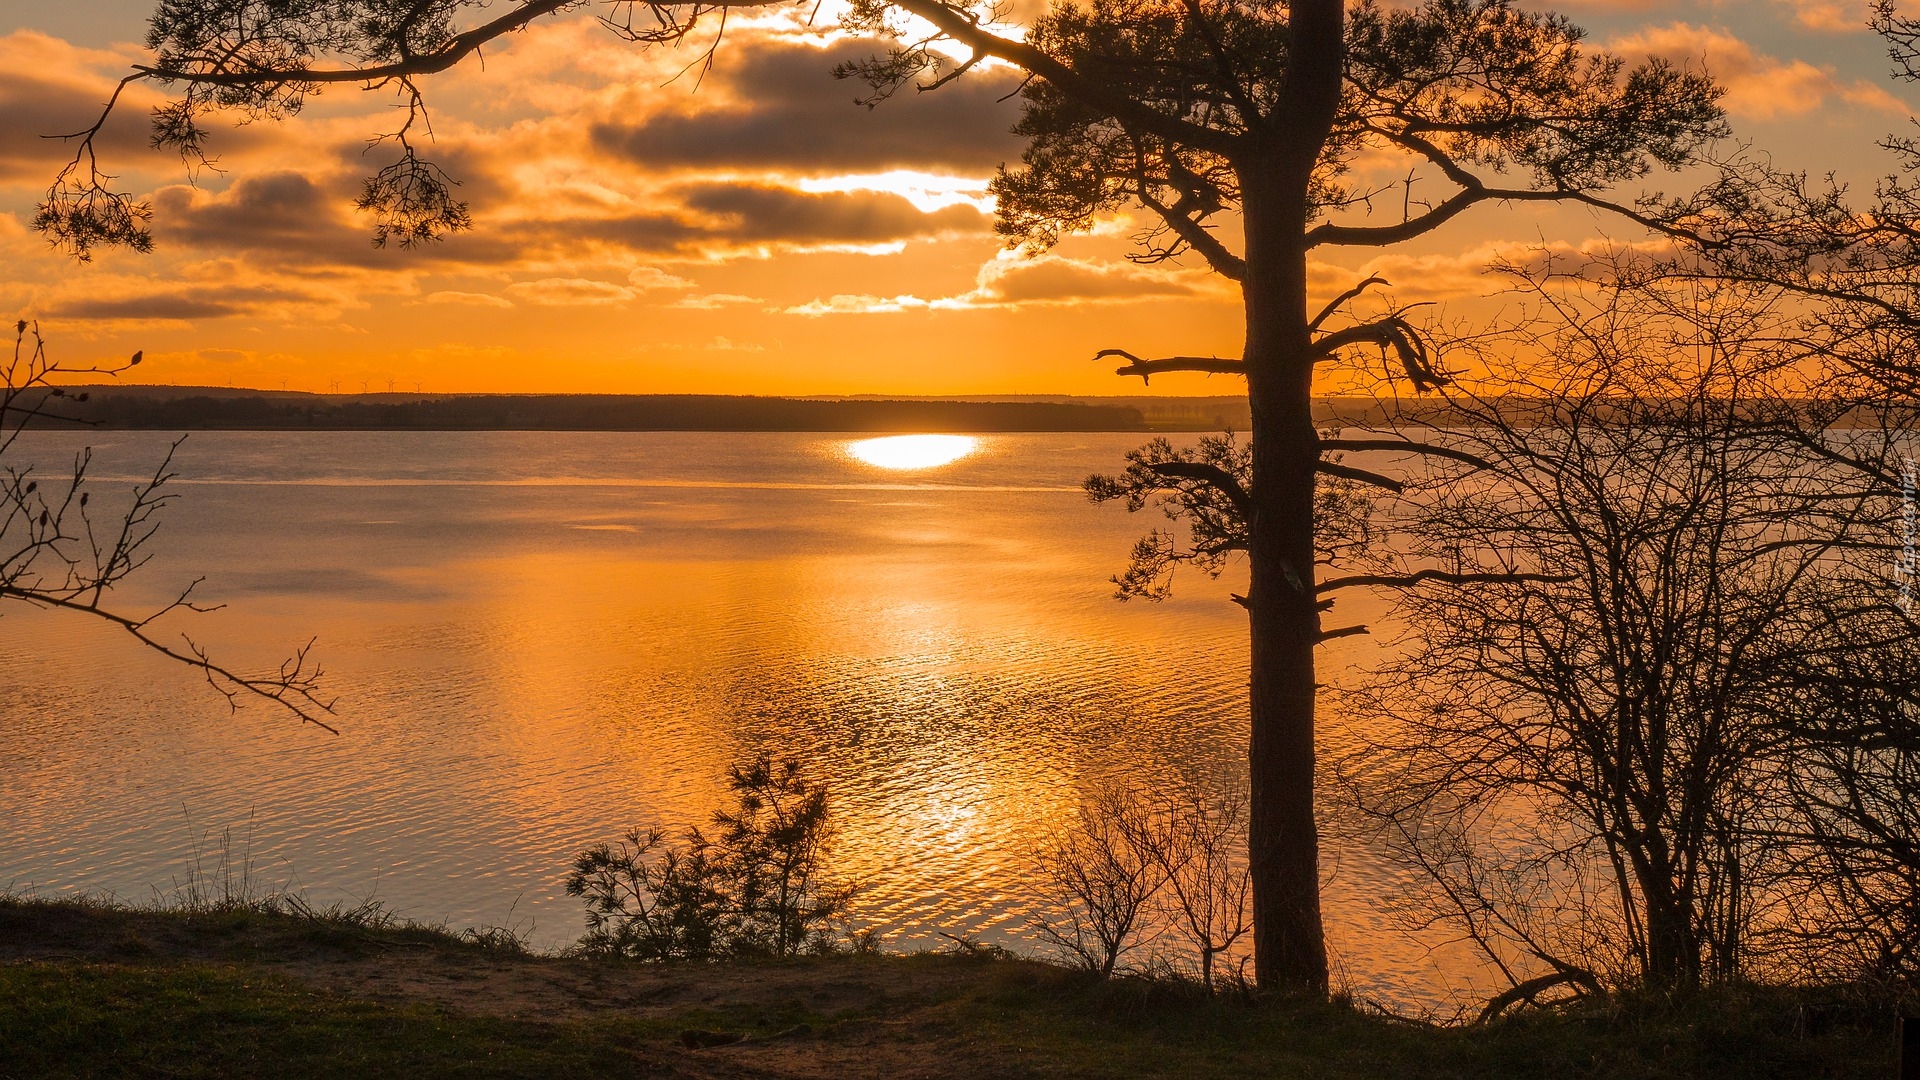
24;386;1260;433
23;387;1887;432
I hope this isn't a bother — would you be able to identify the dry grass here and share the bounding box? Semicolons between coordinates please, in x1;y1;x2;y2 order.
0;896;1899;1079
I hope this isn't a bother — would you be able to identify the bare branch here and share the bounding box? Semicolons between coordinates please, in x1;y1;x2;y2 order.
1135;188;1247;281
1317;569;1573;594
3;588;337;732
1312;314;1450;391
1314;460;1403;493
1307;183;1563;249
1;320;333;731
1097;348;1246;384
918;48;984;92
1319;438;1492;470
1310;276;1390;332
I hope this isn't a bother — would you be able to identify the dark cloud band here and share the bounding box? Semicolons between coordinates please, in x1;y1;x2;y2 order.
591;37;1026;175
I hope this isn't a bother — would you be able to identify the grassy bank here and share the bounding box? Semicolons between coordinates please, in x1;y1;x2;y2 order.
0;897;1898;1078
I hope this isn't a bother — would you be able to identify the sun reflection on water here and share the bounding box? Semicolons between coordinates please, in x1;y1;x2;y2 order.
845;434;980;470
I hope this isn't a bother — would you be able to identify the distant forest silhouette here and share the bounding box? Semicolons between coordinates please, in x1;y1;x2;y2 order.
24;388;1155;432
24;388;1891;434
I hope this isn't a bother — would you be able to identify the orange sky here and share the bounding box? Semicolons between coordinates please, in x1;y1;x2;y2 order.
0;1;1913;395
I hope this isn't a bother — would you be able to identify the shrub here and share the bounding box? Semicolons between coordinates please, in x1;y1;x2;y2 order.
1029;782;1253;989
566;828;730;960
565;753;856;960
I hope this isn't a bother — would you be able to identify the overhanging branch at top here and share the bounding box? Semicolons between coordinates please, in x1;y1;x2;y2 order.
135;0;585;85
890;0;1243;155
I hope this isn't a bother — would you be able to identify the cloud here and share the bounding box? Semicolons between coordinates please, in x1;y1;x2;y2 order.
432;270;746;310
43;282;331;321
971;255;1205;304
149;162;543;274
1309;237;1680;302
782;292;929;316
679;182;989;247
485;183;990;262
504;277;641;306
1775;0;1873;32
628;265;694;290
425;290;515;308
0;33;174;182
145;168;986;273
149;172;426;272
671;292;763;309
589;36;1026;176
782;254;1218;315
1609;23;1907;119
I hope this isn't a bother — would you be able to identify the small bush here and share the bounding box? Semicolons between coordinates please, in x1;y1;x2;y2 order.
567;828;730;960
566;753;858;960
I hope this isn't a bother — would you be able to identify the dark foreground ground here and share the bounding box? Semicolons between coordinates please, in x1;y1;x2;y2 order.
0;898;1899;1078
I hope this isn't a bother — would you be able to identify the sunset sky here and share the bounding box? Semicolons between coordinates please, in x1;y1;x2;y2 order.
0;0;1912;394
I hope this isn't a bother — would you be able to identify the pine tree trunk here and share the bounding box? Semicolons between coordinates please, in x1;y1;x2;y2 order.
1241;0;1346;996
1244;361;1329;995
1240;160;1330;996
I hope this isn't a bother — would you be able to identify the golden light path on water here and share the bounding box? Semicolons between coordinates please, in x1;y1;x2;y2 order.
846;434;980;470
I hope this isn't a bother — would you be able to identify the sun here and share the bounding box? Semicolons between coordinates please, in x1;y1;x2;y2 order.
845;435;980;470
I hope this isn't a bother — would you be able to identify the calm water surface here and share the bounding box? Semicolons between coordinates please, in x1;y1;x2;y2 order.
0;430;1478;1008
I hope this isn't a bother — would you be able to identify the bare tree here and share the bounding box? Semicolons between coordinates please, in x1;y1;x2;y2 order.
1581;7;1920;986
1030;783;1167;977
36;0;1732;994
2;321;332;729
1339;268;1920;994
1142;785;1253;993
1029;780;1254;990
1772;704;1920;983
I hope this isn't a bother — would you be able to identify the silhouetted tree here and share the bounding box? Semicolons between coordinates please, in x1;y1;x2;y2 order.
36;0;1728;994
1029;780;1255;987
2;321;331;728
566;827;731;960
1029;782;1168;977
1622;1;1920;406
1565;6;1920;983
1140;784;1253;993
1339;268;1920;994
